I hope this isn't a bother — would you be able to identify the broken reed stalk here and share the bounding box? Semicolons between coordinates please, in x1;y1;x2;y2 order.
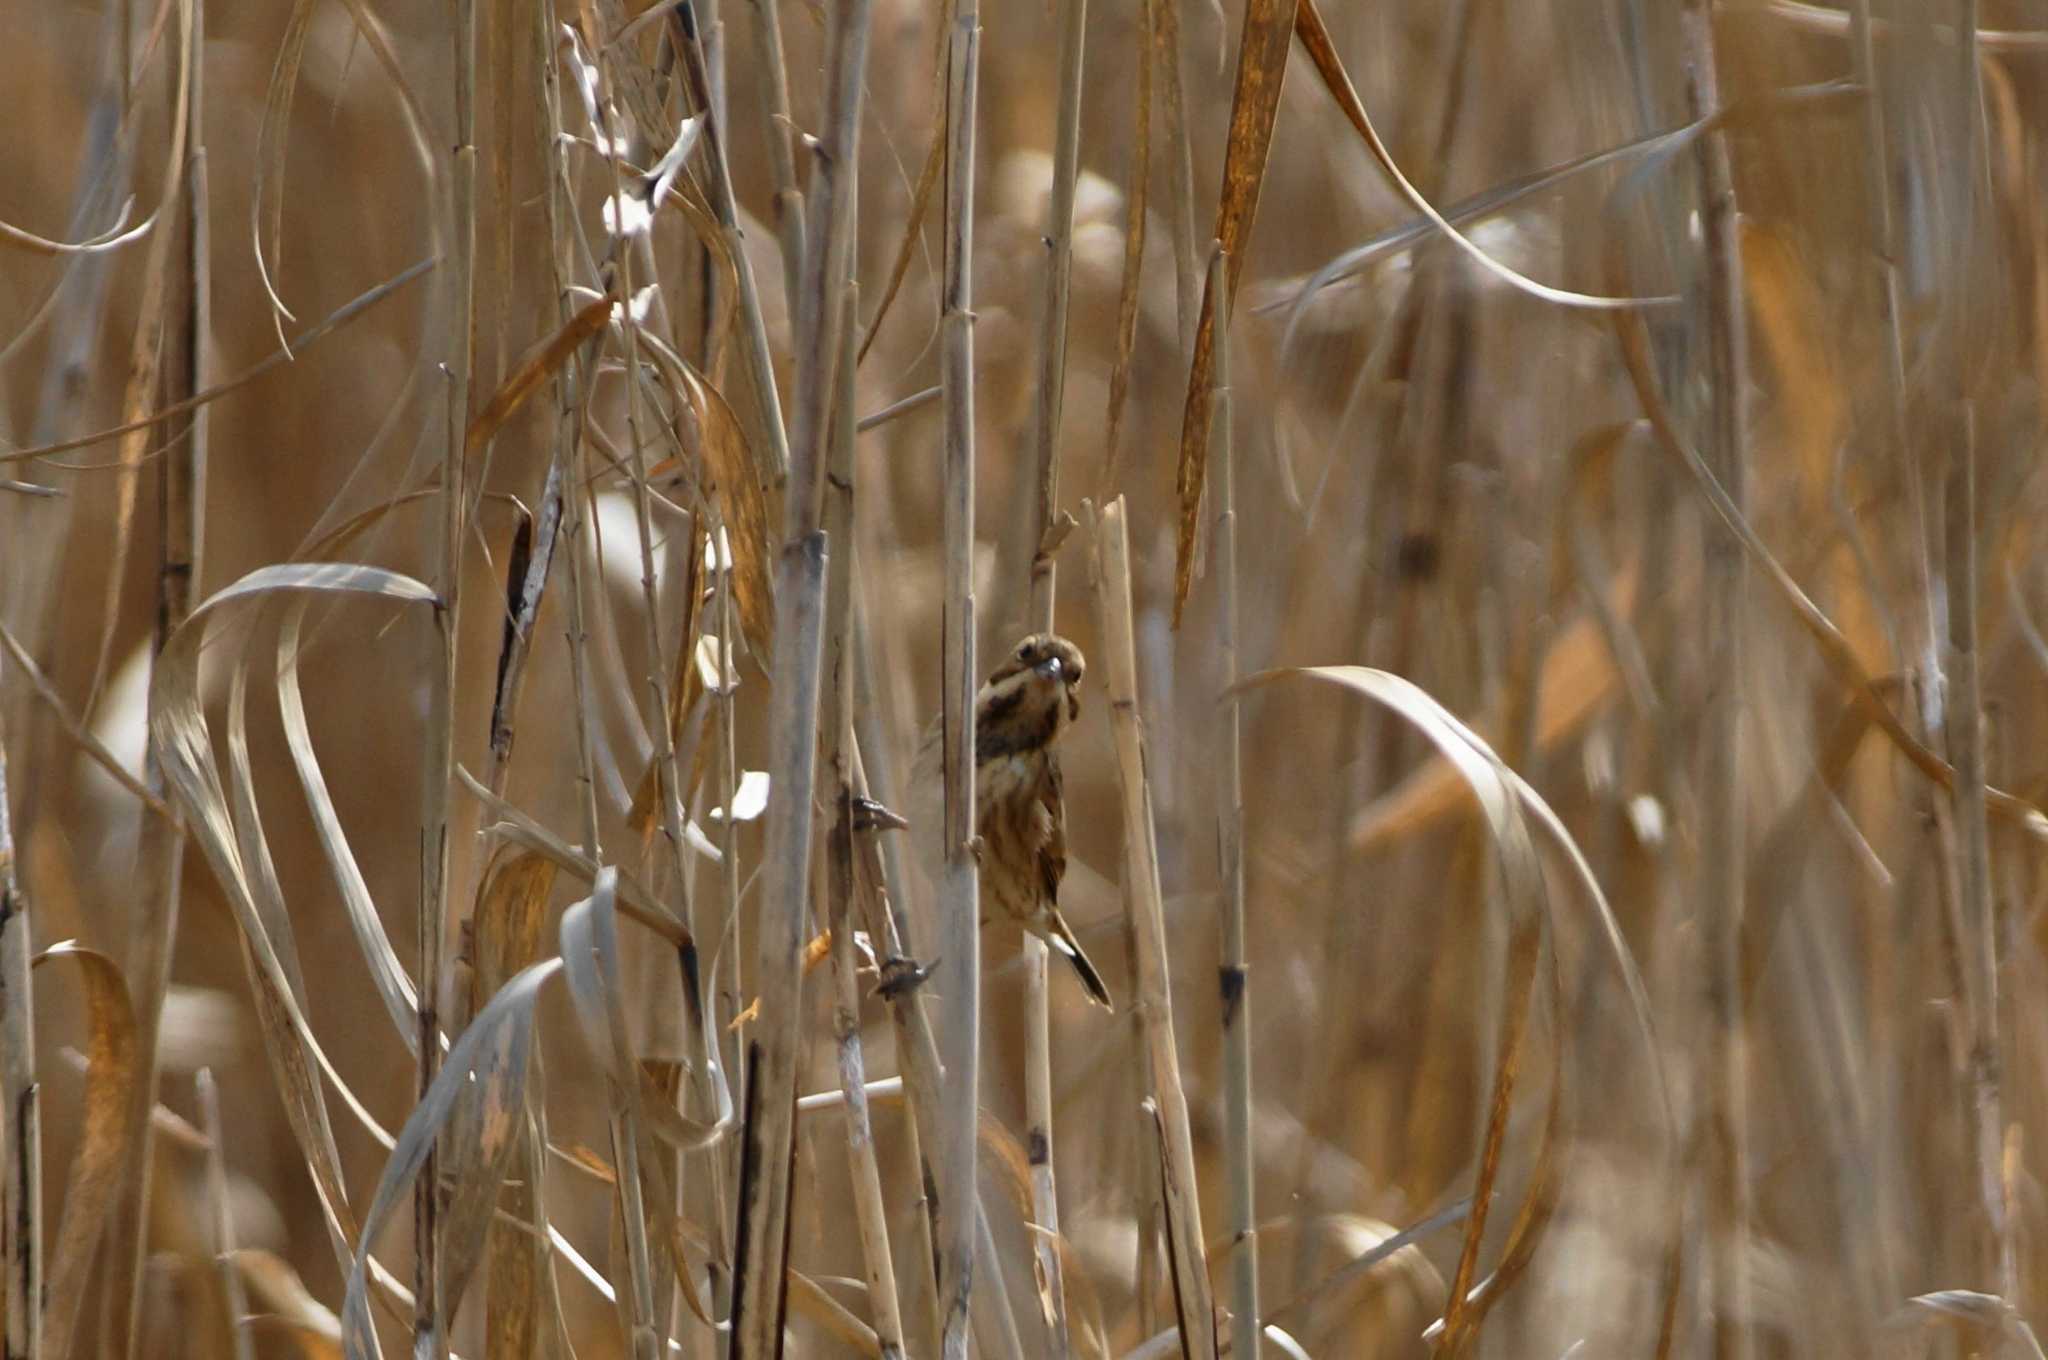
937;0;984;1353
1089;496;1218;1359
112;4;204;1348
1207;243;1260;1360
1678;4;1751;1357
0;702;37;1360
824;280;908;1359
196;1069;258;1360
732;0;875;1349
1018;0;1086;1345
410;0;480;1346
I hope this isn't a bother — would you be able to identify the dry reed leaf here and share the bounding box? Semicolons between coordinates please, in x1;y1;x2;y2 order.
467;848;558;1012
647;354;776;660
1172;0;1294;625
276;602;420;1053
152;563;443;1278
627;517;706;842
455;847;557;1350
235;1248;343;1359
341;957;564;1360
1292;0;1658;312
558;870;731;1153
1348;567;1639;853
250;0;315;338
456;765;688;943
1240;668;1548;1346
1245;665;1680;1354
465;292;616;460
35;942;140;1360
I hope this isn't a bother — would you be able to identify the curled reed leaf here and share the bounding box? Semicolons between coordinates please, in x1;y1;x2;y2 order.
35;942;139;1360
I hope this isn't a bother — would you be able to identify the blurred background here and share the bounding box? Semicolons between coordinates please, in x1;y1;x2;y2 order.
5;0;2048;1355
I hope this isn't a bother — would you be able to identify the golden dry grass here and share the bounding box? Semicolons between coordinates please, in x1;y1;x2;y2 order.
6;0;2048;1357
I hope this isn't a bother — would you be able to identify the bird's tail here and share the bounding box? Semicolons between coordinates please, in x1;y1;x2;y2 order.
1047;913;1113;1009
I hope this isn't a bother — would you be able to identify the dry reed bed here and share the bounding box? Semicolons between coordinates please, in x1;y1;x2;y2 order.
4;0;2048;1357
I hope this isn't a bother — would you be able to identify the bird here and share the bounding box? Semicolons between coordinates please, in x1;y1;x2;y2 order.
912;632;1113;1008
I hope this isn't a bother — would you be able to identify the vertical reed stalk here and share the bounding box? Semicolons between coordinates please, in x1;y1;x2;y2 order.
1090;497;1218;1359
1678;5;1750;1357
196;1070;257;1360
732;0;875;1348
937;1;983;1352
112;5;203;1348
737;0;805;307
824;283;907;1359
1947;419;2011;1296
1208;243;1259;1360
414;0;479;1347
0;703;36;1360
672;0;792;480
1019;0;1086;1346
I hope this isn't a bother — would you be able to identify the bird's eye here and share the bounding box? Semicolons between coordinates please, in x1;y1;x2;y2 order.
1016;643;1033;661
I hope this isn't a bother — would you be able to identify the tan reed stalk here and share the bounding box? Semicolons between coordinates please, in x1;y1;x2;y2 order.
110;5;202;1348
1017;0;1088;1346
1678;4;1751;1356
732;0;876;1347
1208;242;1260;1360
0;700;36;1360
410;0;481;1345
825;277;908;1358
196;1069;258;1360
1089;496;1218;1359
936;0;983;1353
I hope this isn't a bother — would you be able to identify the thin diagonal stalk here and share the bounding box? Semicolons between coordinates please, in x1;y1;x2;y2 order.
1208;243;1259;1360
936;2;983;1354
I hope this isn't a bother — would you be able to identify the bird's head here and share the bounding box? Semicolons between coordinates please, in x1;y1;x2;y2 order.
976;633;1086;759
992;633;1084;718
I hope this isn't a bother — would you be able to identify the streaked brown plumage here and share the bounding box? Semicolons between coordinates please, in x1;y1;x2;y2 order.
915;633;1112;1008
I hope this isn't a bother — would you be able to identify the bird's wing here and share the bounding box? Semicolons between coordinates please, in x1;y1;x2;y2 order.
1037;750;1067;907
